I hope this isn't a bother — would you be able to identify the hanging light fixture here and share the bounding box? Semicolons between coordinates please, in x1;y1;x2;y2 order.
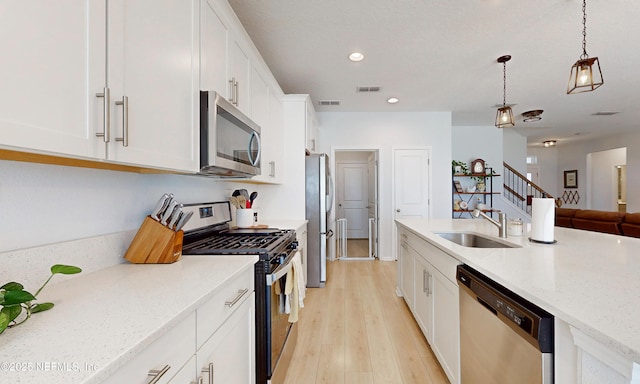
567;0;603;94
495;55;514;128
522;110;544;122
543;140;557;147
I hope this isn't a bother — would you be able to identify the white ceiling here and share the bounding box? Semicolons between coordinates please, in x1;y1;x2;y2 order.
228;0;640;147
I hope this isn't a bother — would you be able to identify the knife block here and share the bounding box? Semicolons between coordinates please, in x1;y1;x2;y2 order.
124;216;184;264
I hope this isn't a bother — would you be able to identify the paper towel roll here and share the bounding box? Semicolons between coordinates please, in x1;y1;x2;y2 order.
530;198;555;242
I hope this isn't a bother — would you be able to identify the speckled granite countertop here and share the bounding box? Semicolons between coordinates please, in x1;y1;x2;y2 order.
396;218;640;363
0;255;257;383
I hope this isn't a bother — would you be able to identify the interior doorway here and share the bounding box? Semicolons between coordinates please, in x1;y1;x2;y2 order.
334;149;379;260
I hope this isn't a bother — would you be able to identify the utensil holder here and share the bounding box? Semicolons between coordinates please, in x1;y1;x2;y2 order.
124;216;184;264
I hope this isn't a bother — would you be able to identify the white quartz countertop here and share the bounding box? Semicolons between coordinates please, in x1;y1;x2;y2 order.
260;219;307;232
396;218;640;363
0;255;258;384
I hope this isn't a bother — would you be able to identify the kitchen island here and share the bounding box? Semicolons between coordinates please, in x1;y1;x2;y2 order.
0;255;258;384
397;218;640;384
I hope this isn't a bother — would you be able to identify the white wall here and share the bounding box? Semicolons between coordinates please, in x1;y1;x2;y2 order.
0;160;230;252
503;129;528;175
316;111;452;261
528;146;559;195
588;148;626;211
555;132;640;212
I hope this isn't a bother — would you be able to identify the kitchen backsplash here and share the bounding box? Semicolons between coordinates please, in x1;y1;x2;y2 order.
0;230;135;291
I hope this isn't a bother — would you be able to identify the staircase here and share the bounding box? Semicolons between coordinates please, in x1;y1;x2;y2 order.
502;162;554;215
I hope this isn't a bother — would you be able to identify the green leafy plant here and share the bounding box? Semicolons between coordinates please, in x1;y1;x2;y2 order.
0;264;81;334
452;160;469;175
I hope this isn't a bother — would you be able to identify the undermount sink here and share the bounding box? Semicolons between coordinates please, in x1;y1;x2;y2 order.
434;232;521;248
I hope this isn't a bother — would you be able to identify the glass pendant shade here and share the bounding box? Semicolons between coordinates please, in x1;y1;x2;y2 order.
495;106;515;128
567;57;603;94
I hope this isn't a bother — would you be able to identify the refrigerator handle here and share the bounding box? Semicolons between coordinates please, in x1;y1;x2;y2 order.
326;229;334;238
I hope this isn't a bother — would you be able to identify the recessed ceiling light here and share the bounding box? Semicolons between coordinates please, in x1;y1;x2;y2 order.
543;140;557;147
387;97;399;104
522;110;544;122
348;52;364;62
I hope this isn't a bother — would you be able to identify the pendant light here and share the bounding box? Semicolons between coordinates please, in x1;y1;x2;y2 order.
495;55;514;128
567;0;603;94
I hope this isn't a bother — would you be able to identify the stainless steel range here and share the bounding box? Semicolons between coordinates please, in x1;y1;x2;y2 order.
181;201;299;384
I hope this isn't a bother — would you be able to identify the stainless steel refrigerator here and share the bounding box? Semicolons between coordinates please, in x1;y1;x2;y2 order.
305;153;333;288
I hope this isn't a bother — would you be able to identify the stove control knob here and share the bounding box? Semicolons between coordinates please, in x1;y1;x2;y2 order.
288;241;299;250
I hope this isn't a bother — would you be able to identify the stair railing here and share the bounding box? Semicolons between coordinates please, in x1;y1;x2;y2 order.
503;162;554;214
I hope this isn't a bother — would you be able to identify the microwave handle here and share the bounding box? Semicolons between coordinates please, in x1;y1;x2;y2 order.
248;132;261;166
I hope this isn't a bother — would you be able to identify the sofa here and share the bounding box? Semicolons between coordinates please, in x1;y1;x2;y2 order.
555;208;640;238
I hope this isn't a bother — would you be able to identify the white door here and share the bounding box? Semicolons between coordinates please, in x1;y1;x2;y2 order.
394;149;430;219
107;0;198;171
0;1;106;159
337;162;369;239
368;152;379;258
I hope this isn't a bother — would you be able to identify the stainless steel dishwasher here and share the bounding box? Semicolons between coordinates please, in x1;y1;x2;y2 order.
456;265;554;383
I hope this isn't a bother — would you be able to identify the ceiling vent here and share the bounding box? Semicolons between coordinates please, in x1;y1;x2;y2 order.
592;112;619;116
318;100;340;106
356;86;381;93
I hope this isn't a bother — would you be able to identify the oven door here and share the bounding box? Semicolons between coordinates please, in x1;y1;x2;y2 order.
266;251;298;381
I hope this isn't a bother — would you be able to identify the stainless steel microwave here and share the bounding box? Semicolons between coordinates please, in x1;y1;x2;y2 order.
199;91;261;177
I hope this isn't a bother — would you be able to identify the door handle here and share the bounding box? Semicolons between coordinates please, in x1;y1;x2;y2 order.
396;209;401;212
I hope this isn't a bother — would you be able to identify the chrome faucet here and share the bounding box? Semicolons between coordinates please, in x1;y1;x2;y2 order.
472;209;508;238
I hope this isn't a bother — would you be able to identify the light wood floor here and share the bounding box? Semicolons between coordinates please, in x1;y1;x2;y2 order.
283;260;449;384
345;239;370;258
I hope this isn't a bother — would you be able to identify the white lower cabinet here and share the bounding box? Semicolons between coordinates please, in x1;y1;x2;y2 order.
397;225;460;384
102;313;196;384
104;266;256;384
196;294;255;384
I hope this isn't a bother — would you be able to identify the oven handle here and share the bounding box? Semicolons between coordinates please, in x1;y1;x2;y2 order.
266;251;297;286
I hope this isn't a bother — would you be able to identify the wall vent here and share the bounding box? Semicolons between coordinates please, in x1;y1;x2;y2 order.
318;100;341;106
592;112;619;116
356;86;381;93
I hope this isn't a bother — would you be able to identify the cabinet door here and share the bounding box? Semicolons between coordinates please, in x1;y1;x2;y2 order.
0;1;106;159
227;38;250;115
201;0;228;94
106;0;198;171
432;267;460;384
268;92;285;183
197;294;255;384
305;100;317;152
399;234;414;309
167;355;196;384
249;67;271;183
413;254;434;343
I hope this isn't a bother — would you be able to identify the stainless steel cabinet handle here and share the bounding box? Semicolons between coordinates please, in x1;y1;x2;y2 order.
191;376;204;384
202;362;214;384
95;87;110;142
228;77;238;105
426;272;432;296
234;79;239;106
115;96;129;147
146;365;170;384
225;288;249;308
269;161;276;177
423;269;427;293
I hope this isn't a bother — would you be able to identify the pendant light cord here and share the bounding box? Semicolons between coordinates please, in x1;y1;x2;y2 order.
581;0;588;59
502;61;507;107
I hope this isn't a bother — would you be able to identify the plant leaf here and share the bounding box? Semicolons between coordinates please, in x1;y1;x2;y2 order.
1;282;24;291
31;302;54;313
51;265;82;275
1;305;22;322
3;290;36;305
0;312;9;334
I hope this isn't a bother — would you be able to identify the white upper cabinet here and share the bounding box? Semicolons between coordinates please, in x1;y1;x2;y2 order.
306;100;318;153
268;91;285;183
106;0;199;171
227;39;251;115
200;0;228;94
0;0;199;172
0;1;106;159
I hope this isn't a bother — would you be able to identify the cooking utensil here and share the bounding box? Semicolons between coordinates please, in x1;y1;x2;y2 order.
249;191;258;205
232;190;241;197
240;189;249;201
237;195;247;209
150;193;170;221
168;204;183;229
161;200;179;225
155;193;174;220
229;196;240;209
175;211;193;231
